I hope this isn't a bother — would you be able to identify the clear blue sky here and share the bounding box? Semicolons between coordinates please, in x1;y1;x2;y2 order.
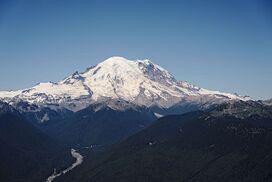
0;0;271;100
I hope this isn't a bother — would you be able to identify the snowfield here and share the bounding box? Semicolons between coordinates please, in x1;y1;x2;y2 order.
0;56;250;112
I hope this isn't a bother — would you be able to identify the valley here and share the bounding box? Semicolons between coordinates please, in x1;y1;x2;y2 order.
1;0;270;181
46;149;83;182
0;57;271;182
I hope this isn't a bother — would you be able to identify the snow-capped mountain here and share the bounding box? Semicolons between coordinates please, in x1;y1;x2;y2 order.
0;56;250;113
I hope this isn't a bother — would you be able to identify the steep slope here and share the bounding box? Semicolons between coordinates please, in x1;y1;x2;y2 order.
58;101;272;182
0;57;249;114
7;99;74;126
42;99;156;146
0;101;74;182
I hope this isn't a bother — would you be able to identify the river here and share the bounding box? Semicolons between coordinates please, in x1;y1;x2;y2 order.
46;148;83;182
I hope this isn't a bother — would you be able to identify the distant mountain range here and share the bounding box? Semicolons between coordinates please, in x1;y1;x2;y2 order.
261;98;272;106
0;57;271;182
0;56;249;115
0;57;253;147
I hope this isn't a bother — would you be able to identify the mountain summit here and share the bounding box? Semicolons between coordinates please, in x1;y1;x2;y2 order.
0;56;250;112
